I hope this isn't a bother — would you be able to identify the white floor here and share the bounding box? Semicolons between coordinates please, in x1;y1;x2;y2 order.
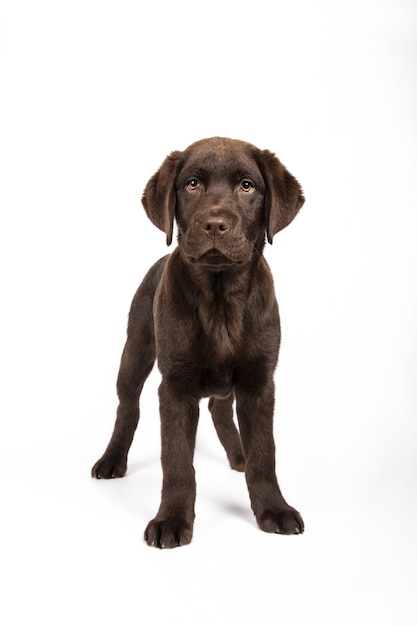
2;369;416;626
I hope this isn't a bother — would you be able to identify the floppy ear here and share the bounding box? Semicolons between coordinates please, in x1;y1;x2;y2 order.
141;150;183;245
256;149;305;244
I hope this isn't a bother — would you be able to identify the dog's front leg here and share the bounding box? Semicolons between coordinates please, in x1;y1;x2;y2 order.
144;380;199;548
235;383;304;535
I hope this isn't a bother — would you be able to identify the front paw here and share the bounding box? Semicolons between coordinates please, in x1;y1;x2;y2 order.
144;518;193;549
257;507;304;535
91;453;127;479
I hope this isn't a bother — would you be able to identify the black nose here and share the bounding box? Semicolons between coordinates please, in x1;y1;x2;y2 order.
202;215;231;239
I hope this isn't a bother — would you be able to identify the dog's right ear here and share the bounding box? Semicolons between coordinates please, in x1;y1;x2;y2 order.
141;150;183;246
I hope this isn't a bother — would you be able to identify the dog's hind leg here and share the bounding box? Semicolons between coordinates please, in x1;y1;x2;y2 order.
91;258;166;479
91;318;155;479
209;394;245;471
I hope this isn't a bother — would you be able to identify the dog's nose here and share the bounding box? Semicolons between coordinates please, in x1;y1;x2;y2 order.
202;215;231;239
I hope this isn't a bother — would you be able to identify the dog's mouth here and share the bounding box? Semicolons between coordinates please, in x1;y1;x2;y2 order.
179;227;252;269
196;248;237;269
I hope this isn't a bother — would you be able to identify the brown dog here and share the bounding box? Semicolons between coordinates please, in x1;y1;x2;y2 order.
92;137;305;548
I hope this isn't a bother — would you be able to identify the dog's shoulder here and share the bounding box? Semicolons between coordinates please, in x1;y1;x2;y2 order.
129;255;170;321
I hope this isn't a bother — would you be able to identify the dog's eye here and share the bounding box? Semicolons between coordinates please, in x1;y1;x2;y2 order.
186;178;200;191
240;180;254;192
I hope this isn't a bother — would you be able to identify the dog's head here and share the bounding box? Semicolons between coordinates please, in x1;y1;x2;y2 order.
142;137;304;269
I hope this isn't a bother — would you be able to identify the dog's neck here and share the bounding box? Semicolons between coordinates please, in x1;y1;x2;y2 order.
184;258;255;360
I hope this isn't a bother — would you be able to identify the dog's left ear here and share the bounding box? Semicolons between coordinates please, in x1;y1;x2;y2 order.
255;149;305;244
142;150;183;245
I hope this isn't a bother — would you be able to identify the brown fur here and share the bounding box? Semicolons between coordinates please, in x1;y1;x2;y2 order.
91;137;305;548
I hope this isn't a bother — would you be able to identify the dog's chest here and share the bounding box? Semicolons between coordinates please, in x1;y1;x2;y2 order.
197;291;246;361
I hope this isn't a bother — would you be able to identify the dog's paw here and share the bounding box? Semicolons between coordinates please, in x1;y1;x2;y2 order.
257;507;304;535
144;518;193;549
91;453;127;479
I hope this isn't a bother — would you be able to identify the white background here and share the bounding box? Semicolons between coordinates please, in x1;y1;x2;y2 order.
1;0;416;624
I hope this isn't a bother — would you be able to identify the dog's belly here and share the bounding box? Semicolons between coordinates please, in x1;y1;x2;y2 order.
199;367;234;399
161;354;236;399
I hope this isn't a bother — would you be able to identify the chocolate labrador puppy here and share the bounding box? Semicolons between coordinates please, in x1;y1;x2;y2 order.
92;137;305;548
